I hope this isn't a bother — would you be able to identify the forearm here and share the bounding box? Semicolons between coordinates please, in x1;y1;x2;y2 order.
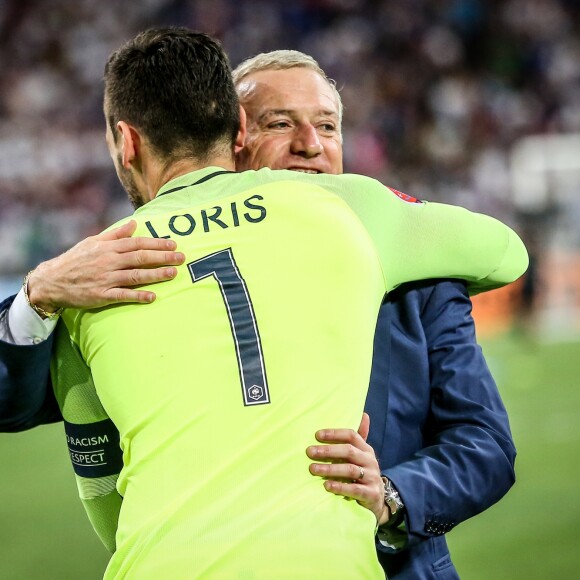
52;323;123;551
385;424;515;540
387;282;516;541
0;295;61;431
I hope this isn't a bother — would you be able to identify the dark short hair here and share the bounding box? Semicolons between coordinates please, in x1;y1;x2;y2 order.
104;27;240;161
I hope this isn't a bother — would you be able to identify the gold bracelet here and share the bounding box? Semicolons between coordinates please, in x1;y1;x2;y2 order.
23;270;63;320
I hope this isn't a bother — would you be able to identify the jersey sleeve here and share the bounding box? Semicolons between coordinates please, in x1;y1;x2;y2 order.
50;320;123;553
384;198;529;294
335;176;529;295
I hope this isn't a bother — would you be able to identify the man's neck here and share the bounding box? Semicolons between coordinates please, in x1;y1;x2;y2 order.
144;154;236;203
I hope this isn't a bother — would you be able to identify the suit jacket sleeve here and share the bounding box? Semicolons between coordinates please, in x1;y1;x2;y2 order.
0;295;62;431
376;280;516;546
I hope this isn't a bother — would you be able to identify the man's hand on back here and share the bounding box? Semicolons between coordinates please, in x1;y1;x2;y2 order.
306;413;389;526
26;220;185;314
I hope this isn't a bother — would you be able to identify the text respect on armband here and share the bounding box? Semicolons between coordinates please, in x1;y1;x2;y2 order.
145;194;267;239
64;419;123;478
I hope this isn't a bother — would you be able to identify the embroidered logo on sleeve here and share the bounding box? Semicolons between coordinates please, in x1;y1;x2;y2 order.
389;188;423;204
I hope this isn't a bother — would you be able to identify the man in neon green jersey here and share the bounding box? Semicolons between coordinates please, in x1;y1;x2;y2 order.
52;27;527;579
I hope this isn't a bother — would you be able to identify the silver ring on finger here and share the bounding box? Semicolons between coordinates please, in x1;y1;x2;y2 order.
357;466;365;481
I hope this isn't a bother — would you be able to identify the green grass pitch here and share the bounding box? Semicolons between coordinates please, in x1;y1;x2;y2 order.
448;333;580;579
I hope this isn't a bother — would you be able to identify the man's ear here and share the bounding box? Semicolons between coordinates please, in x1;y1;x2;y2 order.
234;105;247;154
118;121;140;169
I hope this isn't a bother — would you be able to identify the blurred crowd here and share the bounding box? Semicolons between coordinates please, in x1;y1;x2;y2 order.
1;0;579;276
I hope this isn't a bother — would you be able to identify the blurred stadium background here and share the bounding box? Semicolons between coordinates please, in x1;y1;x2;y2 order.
1;0;579;578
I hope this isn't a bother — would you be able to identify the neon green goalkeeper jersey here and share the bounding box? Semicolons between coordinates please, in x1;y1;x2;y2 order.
52;167;527;579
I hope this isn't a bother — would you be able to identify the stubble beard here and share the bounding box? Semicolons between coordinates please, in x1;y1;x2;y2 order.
117;152;144;209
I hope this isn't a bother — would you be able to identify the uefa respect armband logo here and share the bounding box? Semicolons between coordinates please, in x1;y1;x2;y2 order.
64;419;123;478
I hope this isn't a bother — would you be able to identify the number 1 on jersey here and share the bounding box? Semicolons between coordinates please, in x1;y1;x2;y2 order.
188;248;270;406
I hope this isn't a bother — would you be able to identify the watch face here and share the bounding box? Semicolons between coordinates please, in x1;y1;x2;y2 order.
383;477;404;515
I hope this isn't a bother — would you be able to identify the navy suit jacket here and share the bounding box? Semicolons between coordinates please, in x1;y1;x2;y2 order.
0;281;516;579
0;296;60;431
366;280;515;579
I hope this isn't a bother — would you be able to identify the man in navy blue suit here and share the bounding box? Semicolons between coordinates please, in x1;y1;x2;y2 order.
0;50;516;579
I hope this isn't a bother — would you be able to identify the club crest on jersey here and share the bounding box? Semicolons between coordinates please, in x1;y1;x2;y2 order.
390;188;422;204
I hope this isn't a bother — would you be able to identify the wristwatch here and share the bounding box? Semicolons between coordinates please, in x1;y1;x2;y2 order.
381;476;404;521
